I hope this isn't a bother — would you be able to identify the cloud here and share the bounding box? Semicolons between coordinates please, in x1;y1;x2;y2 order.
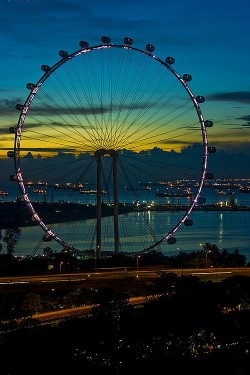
206;91;250;104
237;115;250;128
0;98;22;111
21;147;76;154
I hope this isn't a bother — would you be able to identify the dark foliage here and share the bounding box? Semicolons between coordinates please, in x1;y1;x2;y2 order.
1;274;250;374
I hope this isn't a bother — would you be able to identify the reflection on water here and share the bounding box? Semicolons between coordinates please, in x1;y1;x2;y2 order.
2;185;250;261
11;210;250;262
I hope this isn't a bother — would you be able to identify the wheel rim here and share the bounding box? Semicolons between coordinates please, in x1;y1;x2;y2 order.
11;37;210;256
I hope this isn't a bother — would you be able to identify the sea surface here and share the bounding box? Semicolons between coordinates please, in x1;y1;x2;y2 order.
1;185;250;261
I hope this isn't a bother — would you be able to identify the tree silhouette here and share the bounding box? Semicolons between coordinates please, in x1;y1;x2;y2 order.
2;228;21;256
21;292;42;317
0;230;3;254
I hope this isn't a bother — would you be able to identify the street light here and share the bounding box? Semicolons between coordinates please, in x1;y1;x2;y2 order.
136;255;140;275
196;243;203;269
94;246;99;273
205;250;211;268
177;248;184;276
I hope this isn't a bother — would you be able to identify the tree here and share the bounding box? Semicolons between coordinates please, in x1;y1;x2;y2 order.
43;246;54;257
92;287;130;320
91;287;132;372
0;230;3;254
2;228;21;256
226;249;246;267
21;293;42;317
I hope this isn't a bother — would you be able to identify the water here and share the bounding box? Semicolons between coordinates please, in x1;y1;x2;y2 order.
1;184;250;261
170;210;250;259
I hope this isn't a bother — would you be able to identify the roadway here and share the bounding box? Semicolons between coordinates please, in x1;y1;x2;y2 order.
1;267;250;325
1;266;250;287
33;295;148;323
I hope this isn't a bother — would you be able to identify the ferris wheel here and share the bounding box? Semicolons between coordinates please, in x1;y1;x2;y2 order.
8;36;215;257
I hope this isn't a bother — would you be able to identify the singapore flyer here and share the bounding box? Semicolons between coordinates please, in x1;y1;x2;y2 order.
8;36;215;257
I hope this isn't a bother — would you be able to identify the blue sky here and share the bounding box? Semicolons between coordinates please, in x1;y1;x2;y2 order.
0;0;250;159
0;0;250;256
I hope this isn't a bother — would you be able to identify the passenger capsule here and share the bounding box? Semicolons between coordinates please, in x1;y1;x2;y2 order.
7;151;15;158
166;56;175;64
26;83;36;90
184;218;193;227
41;65;51;72
196;96;205;103
204;120;213;127
205;172;214;180
79;40;89;49
208;146;216;153
9;174;17;181
59;50;69;58
101;36;111;44
167;237;177;245
9;127;16;134
124;37;133;45
15;104;24;111
145;44;155;53
43;234;52;242
183;74;192;82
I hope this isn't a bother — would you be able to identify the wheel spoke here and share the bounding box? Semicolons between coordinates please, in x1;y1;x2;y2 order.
11;37;211;256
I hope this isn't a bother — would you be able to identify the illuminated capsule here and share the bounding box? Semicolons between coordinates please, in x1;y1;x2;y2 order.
184;218;193;227
145;44;155;52
101;36;111;44
183;74;192;82
124;37;133;45
204;120;213;127
59;50;69;58
41;65;51;72
167;237;177;245
79;40;89;49
196;96;205;103
208;146;216;153
166;56;175;64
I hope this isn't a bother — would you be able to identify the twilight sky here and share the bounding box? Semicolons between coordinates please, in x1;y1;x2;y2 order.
0;0;250;257
0;0;250;161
